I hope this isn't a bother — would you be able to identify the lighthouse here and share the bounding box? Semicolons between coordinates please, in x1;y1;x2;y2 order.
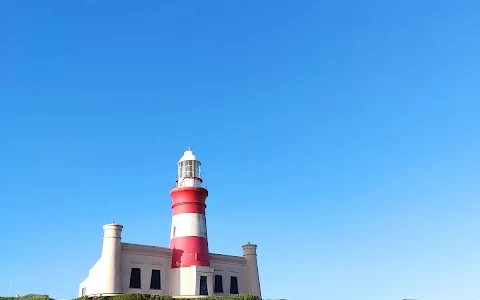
79;148;263;298
169;148;215;297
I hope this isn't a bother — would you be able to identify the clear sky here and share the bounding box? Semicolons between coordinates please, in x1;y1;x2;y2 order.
1;1;479;300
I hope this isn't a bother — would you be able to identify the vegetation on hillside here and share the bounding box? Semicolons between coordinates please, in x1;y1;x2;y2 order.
0;294;53;300
1;294;262;300
73;294;260;300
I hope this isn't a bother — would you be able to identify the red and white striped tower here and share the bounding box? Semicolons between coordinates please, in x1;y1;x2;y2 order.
169;148;214;297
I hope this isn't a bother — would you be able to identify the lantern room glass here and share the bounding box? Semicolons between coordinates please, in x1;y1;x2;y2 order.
178;160;201;179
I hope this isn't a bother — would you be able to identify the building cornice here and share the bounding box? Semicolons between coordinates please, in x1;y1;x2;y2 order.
121;243;173;258
209;252;246;265
121;243;246;265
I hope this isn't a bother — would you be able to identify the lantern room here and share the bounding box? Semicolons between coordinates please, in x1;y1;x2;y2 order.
175;147;204;188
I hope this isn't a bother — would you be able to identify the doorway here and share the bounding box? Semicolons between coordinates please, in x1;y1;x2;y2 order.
199;276;208;295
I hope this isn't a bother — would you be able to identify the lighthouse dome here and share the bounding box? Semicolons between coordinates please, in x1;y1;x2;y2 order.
178;148;200;164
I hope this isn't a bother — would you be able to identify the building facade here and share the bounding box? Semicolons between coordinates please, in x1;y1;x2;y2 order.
78;149;261;299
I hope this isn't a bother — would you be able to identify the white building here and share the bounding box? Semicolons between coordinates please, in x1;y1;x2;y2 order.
79;149;261;299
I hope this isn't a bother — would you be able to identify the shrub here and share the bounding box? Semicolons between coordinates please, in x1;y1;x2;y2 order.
0;295;52;300
71;294;260;300
202;295;259;300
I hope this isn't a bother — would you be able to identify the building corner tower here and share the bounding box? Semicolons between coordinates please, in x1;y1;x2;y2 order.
101;222;123;295
242;243;262;298
169;148;214;297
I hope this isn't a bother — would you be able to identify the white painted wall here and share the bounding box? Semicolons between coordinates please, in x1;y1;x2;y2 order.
193;266;214;296
171;213;207;239
210;253;247;296
169;267;194;296
101;223;123;295
176;178;203;188
78;223;123;297
78;223;259;298
242;244;262;298
169;266;215;297
78;258;101;296
79;241;173;297
85;259;102;294
121;243;172;295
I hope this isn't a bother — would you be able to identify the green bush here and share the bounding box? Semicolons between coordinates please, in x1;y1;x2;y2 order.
110;294;173;300
71;294;172;300
0;295;52;300
71;294;260;300
1;293;261;300
201;295;259;300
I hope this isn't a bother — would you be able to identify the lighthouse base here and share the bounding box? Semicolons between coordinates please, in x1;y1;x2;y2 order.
169;266;214;297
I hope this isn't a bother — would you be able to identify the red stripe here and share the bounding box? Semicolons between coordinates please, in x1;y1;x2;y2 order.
170;236;210;268
172;203;206;214
170;187;208;216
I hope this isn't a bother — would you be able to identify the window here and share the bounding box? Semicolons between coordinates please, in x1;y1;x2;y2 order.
129;268;141;289
81;287;86;296
230;276;238;294
214;275;223;293
194;162;201;177
150;269;161;290
179;160;201;178
199;276;208;295
178;166;183;178
185;162;194;177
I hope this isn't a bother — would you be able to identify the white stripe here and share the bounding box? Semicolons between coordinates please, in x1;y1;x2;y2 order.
177;177;203;188
171;213;207;239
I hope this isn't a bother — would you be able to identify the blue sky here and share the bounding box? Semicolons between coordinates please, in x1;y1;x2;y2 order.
1;1;480;300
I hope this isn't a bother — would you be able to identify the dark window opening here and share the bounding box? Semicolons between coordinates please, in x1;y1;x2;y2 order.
150;269;161;290
129;268;141;289
214;275;223;293
200;276;208;295
230;276;238;294
81;287;86;296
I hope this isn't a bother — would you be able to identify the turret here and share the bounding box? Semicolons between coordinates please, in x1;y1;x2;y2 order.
242;243;262;298
100;222;123;295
